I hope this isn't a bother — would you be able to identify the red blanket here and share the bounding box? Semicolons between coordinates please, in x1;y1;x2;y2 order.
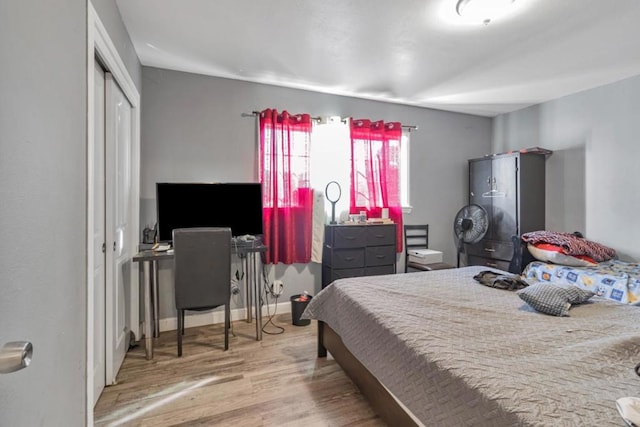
521;231;616;262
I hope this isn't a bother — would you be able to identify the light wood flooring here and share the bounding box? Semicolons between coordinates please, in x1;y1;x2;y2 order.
94;314;385;426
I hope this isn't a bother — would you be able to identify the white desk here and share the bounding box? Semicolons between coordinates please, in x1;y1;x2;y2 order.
133;243;267;360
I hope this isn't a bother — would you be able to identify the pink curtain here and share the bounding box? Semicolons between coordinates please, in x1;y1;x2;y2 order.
350;119;404;252
259;109;313;264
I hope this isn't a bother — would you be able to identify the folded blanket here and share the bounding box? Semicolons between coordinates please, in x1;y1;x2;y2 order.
521;231;616;262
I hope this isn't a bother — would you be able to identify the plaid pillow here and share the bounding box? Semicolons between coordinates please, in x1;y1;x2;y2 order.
517;283;595;316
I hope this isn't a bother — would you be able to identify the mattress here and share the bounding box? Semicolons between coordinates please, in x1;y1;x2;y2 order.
303;266;640;426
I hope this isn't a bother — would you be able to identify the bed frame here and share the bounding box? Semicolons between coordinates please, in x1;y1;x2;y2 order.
317;321;420;426
316;234;531;426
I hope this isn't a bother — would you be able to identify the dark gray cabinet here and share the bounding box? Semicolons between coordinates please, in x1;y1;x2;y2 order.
322;224;397;288
466;151;548;270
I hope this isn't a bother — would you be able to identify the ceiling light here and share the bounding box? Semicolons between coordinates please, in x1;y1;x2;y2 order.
456;0;516;25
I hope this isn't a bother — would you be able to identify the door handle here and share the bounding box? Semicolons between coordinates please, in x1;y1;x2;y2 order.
0;341;33;374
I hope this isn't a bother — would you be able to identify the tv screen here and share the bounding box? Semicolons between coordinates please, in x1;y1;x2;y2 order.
156;182;263;242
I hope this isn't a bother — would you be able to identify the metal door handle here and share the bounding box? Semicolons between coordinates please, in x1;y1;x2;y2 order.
0;341;33;374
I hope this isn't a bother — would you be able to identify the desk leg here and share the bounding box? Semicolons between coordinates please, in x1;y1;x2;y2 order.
252;253;263;341
151;260;160;338
244;255;252;323
142;261;153;360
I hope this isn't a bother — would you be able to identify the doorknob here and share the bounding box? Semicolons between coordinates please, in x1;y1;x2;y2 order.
0;341;33;374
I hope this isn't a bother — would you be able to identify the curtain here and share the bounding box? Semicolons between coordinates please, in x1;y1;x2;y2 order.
350;119;404;252
259;109;313;264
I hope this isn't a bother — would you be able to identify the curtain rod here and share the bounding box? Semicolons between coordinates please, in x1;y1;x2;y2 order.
241;111;418;131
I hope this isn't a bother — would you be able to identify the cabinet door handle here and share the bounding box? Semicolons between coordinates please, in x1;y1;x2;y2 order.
484;248;496;252
486;262;498;267
345;257;354;261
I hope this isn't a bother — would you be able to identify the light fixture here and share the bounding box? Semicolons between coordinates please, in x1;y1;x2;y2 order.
456;0;516;25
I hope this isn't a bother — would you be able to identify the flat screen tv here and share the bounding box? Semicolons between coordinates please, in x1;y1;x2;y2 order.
156;182;263;242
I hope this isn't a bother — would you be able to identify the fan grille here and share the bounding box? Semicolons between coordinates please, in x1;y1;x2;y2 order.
454;204;488;244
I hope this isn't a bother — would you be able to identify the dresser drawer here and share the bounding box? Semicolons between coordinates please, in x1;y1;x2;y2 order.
365;265;395;277
466;239;513;262
323;266;366;284
467;255;510;271
366;225;395;246
324;248;365;269
331;226;367;248
365;245;396;267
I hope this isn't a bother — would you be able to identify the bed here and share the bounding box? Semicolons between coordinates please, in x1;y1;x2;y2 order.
302;266;640;426
512;232;640;305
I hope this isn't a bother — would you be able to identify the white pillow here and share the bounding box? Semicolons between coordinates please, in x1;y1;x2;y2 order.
527;244;597;267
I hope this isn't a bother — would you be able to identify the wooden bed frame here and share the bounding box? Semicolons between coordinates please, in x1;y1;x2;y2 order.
317;321;420;426
316;235;532;426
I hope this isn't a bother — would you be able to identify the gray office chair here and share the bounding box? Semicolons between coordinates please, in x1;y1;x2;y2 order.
404;224;453;273
173;227;231;356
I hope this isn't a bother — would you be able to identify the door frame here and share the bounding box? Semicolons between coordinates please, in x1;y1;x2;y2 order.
87;3;141;424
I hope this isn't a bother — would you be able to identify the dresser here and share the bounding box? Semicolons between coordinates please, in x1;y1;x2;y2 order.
322;224;397;288
466;151;549;271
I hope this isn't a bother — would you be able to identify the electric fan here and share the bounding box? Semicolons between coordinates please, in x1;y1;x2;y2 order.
453;204;489;267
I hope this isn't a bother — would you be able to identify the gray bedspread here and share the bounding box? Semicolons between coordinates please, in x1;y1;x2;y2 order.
303;266;640;426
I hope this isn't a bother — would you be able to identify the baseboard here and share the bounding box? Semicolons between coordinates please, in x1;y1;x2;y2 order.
158;302;292;333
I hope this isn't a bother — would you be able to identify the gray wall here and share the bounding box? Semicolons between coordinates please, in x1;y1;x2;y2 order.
91;0;142;92
0;1;141;424
141;67;492;320
493;74;640;261
0;1;87;425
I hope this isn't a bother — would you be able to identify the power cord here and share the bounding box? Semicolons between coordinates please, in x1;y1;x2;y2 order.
260;263;284;335
261;284;284;335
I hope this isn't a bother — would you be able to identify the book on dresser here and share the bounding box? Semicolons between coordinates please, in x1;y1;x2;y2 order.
322;223;397;288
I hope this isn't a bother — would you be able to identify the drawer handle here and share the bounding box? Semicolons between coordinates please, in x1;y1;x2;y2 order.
376;255;385;259
484;248;496;252
486;262;498;267
345;236;356;240
345;257;355;261
374;234;384;238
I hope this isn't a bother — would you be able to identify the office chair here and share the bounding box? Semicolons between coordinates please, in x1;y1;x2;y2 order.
173;227;231;356
404;224;453;273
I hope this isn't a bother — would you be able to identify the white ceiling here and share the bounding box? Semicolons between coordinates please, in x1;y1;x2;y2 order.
116;0;640;117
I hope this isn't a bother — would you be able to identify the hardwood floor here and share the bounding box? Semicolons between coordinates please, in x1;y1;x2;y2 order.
94;314;386;426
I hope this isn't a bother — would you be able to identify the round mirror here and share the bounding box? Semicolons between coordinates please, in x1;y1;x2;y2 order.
325;181;341;224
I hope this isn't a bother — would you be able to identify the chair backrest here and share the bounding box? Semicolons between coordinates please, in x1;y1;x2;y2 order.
404;224;429;258
173;227;231;311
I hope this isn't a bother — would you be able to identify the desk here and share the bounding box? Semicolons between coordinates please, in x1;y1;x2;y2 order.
133;243;267;360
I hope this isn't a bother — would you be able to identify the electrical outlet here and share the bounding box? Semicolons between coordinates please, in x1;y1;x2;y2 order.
270;280;284;296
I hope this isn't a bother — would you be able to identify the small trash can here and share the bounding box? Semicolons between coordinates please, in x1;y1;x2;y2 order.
290;294;312;326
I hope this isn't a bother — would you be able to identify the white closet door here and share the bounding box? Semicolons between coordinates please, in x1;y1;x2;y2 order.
105;73;132;384
92;60;107;404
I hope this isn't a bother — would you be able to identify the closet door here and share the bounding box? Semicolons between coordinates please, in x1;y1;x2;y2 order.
92;60;107;404
491;155;518;242
469;158;493;237
105;73;132;384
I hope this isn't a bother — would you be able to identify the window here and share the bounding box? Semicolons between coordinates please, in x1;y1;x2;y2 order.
309;119;351;220
310;119;411;220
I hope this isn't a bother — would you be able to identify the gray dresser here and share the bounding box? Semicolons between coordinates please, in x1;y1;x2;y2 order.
322;224;397;288
466;151;549;271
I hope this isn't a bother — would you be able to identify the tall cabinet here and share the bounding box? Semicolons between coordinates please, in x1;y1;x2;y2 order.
466;150;550;271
